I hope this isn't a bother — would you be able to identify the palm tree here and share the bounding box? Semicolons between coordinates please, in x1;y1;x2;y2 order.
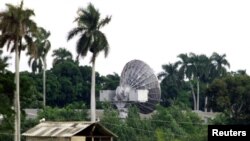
102;73;120;90
189;53;214;111
67;3;111;122
178;53;197;110
178;53;212;110
199;55;215;112
158;62;181;85
0;1;37;141
210;52;230;77
207;53;229;112
193;54;213;111
52;48;73;66
28;27;51;108
158;62;181;106
178;53;193;80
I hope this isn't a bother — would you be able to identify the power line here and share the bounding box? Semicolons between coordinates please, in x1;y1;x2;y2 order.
0;132;14;135
101;121;190;138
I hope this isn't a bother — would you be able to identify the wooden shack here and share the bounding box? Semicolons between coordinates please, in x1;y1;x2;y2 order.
22;121;117;141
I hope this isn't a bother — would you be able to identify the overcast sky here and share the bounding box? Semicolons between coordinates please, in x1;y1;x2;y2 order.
1;0;250;76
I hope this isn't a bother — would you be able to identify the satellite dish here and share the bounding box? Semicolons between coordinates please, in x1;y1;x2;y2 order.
100;60;161;117
119;60;161;114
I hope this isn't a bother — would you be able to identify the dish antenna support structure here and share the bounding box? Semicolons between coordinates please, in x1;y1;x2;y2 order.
100;60;161;118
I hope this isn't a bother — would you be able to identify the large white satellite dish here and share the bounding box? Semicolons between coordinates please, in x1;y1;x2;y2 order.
100;60;161;118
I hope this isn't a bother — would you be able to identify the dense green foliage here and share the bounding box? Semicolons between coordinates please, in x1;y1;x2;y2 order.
206;73;250;124
19;51;120;108
101;104;207;141
0;72;14;141
37;102;88;121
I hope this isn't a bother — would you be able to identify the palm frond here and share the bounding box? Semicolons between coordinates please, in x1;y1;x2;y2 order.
28;57;33;67
90;31;109;57
67;27;84;41
157;72;166;80
38;58;43;72
76;33;90;57
24;35;36;58
87;3;100;28
31;59;37;73
26;20;38;33
98;16;112;29
0;34;11;48
43;40;51;54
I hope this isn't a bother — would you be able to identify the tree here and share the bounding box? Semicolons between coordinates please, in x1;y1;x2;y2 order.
52;47;73;66
67;3;111;122
189;53;212;111
152;105;206;141
101;73;120;90
178;53;192;80
19;72;42;108
0;1;37;141
158;62;182;106
0;52;14;139
206;74;250;124
40;28;51;109
210;52;230;77
101;104;207;141
44;72;61;106
158;62;181;85
28;27;51;108
178;53;214;111
50;60;81;107
178;53;197;110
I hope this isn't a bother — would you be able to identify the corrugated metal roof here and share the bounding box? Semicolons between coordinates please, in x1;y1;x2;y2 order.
22;121;94;137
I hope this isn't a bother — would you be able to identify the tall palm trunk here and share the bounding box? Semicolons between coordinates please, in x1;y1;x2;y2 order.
204;96;208;112
91;59;96;122
14;43;21;141
43;57;46;108
190;82;196;110
197;79;200;111
204;83;208;112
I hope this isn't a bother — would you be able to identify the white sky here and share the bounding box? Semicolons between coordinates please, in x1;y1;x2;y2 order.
1;0;250;76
